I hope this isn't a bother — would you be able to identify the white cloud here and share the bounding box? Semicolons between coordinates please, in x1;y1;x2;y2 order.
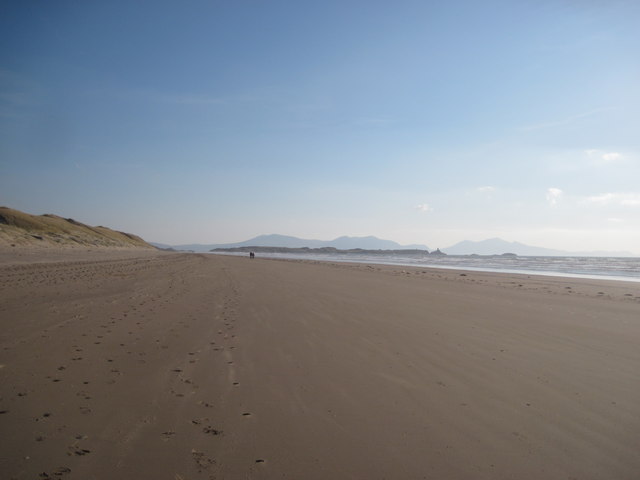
546;187;563;206
415;204;432;212
476;186;495;194
518;109;604;132
601;152;621;162
584;149;625;165
586;193;640;207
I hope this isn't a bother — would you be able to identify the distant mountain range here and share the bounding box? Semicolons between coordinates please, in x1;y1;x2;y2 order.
153;234;429;253
442;238;635;257
152;234;636;257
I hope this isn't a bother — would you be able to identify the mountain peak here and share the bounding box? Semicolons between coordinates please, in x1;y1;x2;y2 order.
167;234;429;252
443;238;635;257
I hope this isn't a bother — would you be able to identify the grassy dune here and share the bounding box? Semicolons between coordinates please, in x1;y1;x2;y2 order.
0;206;154;249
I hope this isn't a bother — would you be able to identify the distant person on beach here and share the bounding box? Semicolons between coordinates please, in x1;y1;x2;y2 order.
249;252;255;259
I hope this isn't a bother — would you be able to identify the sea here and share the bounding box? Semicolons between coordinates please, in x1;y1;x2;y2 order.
212;251;640;283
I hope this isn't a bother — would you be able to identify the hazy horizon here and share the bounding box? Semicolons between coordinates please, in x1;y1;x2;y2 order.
2;1;639;254
149;232;636;256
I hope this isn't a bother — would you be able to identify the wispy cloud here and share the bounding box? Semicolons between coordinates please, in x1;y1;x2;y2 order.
352;116;395;127
518;109;606;132
107;88;227;107
415;203;432;213
585;192;640;207
585;149;624;165
0;92;33;106
0;69;42;117
154;92;225;106
476;186;495;194
546;187;563;206
601;152;621;162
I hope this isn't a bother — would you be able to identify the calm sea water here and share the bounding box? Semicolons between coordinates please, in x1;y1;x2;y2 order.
212;252;640;283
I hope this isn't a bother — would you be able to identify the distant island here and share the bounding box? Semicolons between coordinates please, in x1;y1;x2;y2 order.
211;246;446;255
158;234;637;258
443;238;635;257
155;234;429;253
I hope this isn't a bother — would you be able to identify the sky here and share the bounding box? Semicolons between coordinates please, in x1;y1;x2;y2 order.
1;0;639;253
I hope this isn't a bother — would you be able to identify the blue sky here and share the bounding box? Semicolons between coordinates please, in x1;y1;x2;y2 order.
1;1;639;253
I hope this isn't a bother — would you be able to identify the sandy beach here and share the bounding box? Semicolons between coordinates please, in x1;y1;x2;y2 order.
1;250;639;479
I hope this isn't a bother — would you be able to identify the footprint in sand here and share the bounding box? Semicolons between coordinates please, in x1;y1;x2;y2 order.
191;449;215;473
202;426;222;436
39;467;72;478
68;442;91;456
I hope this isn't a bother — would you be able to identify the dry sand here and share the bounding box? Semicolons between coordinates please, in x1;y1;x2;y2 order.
1;250;639;479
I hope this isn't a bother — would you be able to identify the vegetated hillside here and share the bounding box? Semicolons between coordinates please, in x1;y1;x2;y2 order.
0;206;155;249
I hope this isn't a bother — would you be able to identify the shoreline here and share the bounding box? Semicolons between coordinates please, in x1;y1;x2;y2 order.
210;250;640;284
2;247;639;302
260;255;640;304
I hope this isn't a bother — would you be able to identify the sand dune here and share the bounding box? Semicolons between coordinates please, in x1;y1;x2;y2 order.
0;206;155;250
1;252;639;479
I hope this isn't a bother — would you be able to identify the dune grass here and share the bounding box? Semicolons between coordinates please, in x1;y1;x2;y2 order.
0;206;154;249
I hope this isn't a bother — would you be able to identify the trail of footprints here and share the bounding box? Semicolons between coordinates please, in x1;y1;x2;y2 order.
4;256;209;478
0;255;187;291
168;273;266;477
2;256;267;478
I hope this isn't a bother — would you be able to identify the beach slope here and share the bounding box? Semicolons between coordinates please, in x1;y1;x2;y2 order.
1;253;639;479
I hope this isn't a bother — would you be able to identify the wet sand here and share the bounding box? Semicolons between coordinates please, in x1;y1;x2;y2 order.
1;250;639;479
